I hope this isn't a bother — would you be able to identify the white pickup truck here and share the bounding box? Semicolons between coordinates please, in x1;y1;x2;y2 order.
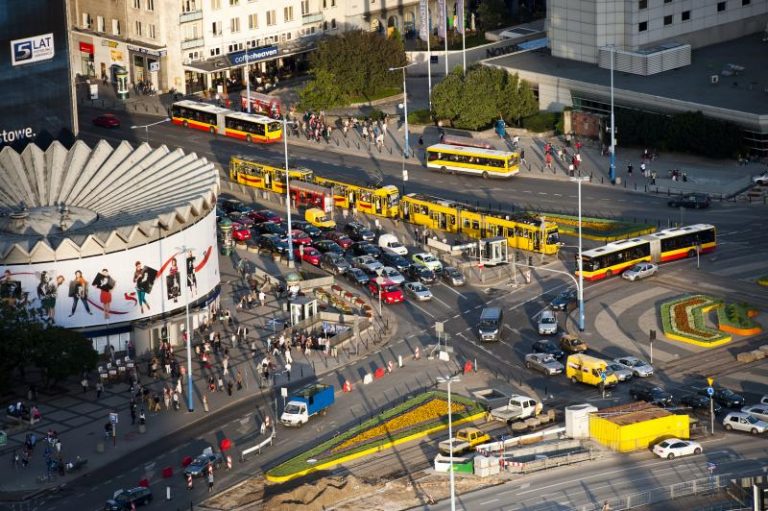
489;395;541;424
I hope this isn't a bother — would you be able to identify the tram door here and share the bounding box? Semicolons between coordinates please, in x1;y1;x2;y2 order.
374;196;383;215
401;201;410;221
264;171;271;189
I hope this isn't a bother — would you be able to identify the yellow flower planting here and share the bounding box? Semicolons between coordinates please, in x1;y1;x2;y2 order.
332;399;465;453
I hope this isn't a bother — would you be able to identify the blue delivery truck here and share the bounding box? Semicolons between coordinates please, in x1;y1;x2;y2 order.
279;383;335;427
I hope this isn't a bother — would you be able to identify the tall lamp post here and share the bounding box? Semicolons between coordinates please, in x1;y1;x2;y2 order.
571;176;589;332
388;63;415;160
282;116;295;268
437;375;461;511
175;245;194;412
130;117;171;145
608;45;617;184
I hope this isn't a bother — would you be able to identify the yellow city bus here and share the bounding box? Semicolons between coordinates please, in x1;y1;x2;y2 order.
399;193;560;255
229;155;313;194
425;144;520;178
312;176;400;218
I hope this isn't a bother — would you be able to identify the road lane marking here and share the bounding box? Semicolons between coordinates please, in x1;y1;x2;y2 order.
479;498;499;505
408;301;435;319
432;295;453;309
440;284;467;299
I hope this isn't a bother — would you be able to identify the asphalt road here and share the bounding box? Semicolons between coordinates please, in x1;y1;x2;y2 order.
26;108;764;511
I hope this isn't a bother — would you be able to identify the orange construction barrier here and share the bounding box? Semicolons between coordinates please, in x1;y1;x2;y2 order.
374;367;385;379
342;380;352;392
463;360;473;374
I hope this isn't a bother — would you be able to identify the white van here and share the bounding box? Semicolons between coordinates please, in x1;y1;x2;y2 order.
378;233;408;256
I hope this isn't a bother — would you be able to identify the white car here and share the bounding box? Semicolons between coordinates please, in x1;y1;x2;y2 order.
378;233;408;256
403;281;432;301
613;356;654;378
741;405;768;423
622;262;658;281
378;266;405;285
723;412;768;435
537;310;558;335
652;438;702;459
753;171;768;185
412;252;443;272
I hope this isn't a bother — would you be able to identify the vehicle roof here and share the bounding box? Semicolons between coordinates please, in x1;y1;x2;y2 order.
173;100;229;114
648;224;715;241
480;307;502;320
427;143;515;158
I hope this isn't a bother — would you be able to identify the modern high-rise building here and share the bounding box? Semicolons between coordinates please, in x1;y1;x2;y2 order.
0;0;76;148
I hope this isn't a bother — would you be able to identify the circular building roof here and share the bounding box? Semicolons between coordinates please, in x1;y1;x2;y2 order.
0;140;219;265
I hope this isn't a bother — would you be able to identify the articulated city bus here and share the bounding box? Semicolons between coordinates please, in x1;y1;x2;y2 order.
425;144;520;178
171;101;282;143
399;193;560;255
578;224;716;281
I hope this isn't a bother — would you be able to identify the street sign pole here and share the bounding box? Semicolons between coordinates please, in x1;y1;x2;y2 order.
707;377;715;435
649;329;656;364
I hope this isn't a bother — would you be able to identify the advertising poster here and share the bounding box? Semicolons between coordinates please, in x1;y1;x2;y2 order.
437;0;446;39
419;0;429;42
0;213;219;328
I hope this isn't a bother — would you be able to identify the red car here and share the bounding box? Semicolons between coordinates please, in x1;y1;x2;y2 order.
294;246;321;265
92;114;121;128
232;227;251;242
248;209;282;224
289;230;312;246
324;231;353;250
368;279;404;305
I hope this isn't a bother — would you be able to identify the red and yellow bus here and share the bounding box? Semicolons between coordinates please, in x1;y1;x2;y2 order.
171;100;282;143
578;224;716;281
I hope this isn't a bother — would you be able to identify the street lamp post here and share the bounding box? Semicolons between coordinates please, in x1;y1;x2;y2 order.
571;176;589;331
130;117;171;145
175;245;194;412
388;64;415;160
282;115;295;268
437;376;461;511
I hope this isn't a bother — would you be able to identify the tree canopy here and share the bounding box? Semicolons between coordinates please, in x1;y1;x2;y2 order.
299;30;406;110
0;302;98;391
432;66;538;130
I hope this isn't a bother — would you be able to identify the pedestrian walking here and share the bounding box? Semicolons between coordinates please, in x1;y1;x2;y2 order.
236;369;243;391
96;381;103;399
207;471;214;493
172;391;180;411
285;362;292;381
130;405;137;425
226;380;233;396
258;290;266;307
222;356;229;376
651;170;657;185
217;375;224;392
627;162;633;176
81;377;88;393
520;149;527;169
601;501;611;511
640;161;647;177
203;394;209;412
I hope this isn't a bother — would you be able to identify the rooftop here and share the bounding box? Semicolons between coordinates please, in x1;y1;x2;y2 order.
593;402;672;426
488;34;768;115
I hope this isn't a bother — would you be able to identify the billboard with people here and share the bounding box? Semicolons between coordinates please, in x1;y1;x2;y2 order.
0;212;219;329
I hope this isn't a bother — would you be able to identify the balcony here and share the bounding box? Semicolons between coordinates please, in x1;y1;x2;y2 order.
302;12;323;25
180;10;203;23
181;38;204;50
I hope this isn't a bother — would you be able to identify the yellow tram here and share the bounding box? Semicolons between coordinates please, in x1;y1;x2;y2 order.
229;155;312;194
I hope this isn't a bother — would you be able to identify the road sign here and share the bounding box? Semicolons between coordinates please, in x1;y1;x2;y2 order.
707;376;714;386
109;412;118;425
706;386;714;397
707;462;716;473
280;387;288;398
599;371;607;382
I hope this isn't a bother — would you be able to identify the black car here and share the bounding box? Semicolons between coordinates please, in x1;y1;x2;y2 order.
407;265;436;285
104;487;153;510
679;394;723;414
184;452;224;478
344;222;376;242
629;383;674;407
256;234;289;254
532;339;565;360
291;221;323;239
313;239;344;255
345;267;370;286
550;288;577;311
696;386;745;408
380;252;412;273
319;253;351;275
350;242;381;258
255;221;288;236
220;198;251;215
667;193;710;209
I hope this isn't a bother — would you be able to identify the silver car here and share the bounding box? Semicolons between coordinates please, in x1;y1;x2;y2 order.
723;412;768;434
537;310;558;335
605;363;633;382
524;353;564;375
622;262;658;281
741;405;768;423
614;356;654;377
403;281;433;301
378;266;405;285
352;255;383;275
442;266;466;286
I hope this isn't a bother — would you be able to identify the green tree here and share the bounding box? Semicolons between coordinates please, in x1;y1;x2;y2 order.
0;302;38;392
31;327;98;388
431;68;466;124
299;30;406;110
477;0;508;29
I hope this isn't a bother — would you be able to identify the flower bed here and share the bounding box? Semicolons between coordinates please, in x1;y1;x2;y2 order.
266;391;485;482
660;295;731;347
537;213;656;242
716;303;762;336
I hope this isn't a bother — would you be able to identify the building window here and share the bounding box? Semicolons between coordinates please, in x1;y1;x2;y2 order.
664;0;672;3
230;0;239;5
212;21;222;35
302;0;309;15
210;47;221;56
211;0;221;9
133;0;140;8
323;20;328;30
248;13;258;29
97;16;105;32
664;15;673;25
331;18;336;29
284;6;294;22
266;9;276;26
82;13;92;29
332;0;335;6
112;19;121;35
742;0;750;4
323;0;327;7
147;0;154;10
231;17;240;32
148;24;156;39
639;0;647;8
717;1;726;11
682;10;690;20
135;20;142;36
638;21;648;32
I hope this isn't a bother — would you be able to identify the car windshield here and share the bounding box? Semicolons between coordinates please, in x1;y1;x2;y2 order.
384;285;400;293
479;320;497;329
541;317;556;324
284;403;303;414
411;284;425;292
626;360;642;367
658;441;671;448
422;255;436;262
745;415;758;424
720;389;736;397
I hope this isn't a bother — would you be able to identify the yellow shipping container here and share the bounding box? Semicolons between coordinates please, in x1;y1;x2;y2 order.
589;402;690;452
